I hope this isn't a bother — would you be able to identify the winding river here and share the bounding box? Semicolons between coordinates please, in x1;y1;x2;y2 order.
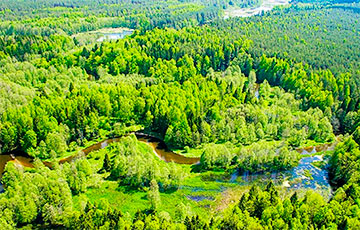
0;133;200;177
0;133;336;194
0;135;336;176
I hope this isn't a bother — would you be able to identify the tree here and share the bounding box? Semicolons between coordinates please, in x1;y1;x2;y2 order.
352;126;360;145
102;153;112;172
21;130;37;151
148;179;161;210
45;132;67;157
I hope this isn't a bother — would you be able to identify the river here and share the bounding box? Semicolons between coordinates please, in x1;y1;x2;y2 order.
0;134;335;194
0;133;200;177
224;0;290;19
57;133;200;165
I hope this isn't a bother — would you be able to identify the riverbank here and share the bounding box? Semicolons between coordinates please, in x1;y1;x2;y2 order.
1;132;337;218
0;132;337;177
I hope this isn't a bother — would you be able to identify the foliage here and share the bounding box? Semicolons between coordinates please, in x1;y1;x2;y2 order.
0;0;262;36
106;135;184;190
1;0;360;229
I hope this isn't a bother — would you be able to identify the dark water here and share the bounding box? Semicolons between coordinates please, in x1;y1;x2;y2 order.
187;195;214;202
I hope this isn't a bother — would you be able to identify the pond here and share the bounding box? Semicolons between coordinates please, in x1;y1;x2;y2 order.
96;30;133;42
187;195;215;202
224;0;290;19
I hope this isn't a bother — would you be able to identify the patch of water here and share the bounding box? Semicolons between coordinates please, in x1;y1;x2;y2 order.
310;147;317;154
239;170;287;185
187;195;214;202
230;171;238;183
289;155;330;190
229;154;331;192
179;185;226;193
224;0;290;19
255;89;260;99
101;140;108;149
97;31;133;42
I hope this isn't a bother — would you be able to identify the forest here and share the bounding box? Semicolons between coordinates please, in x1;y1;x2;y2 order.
0;0;360;229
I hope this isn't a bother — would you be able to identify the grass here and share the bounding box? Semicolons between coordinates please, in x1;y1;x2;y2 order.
54;138;103;160
311;160;327;169
71;134;335;221
173;147;204;158
73;141;239;220
173;139;336;160
73;174;232;220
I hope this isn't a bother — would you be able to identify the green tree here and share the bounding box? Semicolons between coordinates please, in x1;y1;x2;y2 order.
148;179;161;210
102;153;112;172
45;132;67;157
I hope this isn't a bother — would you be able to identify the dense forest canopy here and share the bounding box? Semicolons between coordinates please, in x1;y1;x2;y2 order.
1;0;360;229
218;4;360;74
0;0;262;35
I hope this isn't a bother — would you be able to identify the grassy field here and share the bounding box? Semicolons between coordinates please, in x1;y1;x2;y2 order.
73;167;241;220
71;136;335;220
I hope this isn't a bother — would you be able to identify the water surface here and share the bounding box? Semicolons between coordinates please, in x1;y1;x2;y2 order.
96;31;133;42
0;133;199;180
231;144;335;193
224;0;290;18
0;134;335;196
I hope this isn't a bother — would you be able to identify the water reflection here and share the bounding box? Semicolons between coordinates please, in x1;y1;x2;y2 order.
96;31;133;42
295;143;334;155
224;0;290;19
0;133;200;181
0;154;34;176
232;152;333;193
290;155;329;190
187;195;214;202
0;133;335;195
59;133;200;165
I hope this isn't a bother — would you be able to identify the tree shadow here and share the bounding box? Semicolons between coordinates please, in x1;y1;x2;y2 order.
162;186;178;194
190;164;203;173
115;184;143;194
